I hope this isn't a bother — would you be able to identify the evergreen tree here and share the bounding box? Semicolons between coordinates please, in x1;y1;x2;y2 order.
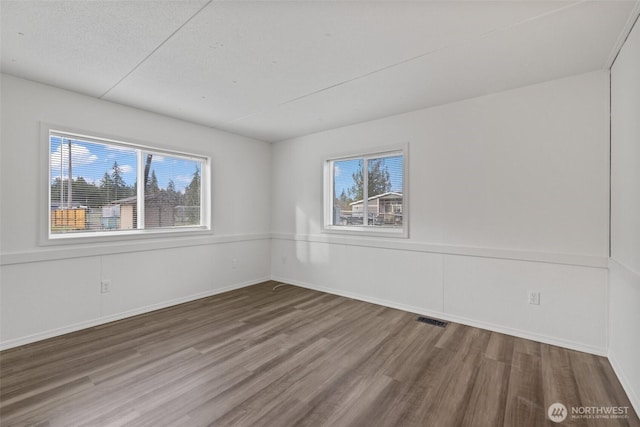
147;170;160;196
51;177;63;204
100;171;114;202
184;166;201;223
72;176;101;207
52;177;105;207
338;189;352;209
184;166;201;207
348;158;391;201
111;161;126;200
166;179;181;206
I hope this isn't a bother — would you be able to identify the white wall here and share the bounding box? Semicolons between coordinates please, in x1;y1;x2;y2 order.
610;19;640;415
271;71;611;354
0;74;272;349
1;63;634;406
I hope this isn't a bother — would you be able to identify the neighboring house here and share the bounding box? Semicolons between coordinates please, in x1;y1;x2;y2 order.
107;195;176;230
107;196;135;230
349;192;403;224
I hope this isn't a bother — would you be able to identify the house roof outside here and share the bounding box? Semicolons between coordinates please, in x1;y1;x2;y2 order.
50;201;85;209
109;196;137;205
109;194;171;205
350;192;403;206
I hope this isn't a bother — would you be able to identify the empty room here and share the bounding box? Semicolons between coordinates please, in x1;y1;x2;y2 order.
0;1;639;426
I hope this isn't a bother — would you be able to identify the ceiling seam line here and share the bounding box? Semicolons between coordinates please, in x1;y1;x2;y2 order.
98;0;214;100
225;0;585;125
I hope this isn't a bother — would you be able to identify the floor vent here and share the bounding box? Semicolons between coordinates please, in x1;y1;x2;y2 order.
416;316;448;328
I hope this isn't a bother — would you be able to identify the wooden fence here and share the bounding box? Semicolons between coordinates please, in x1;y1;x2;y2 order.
51;208;86;230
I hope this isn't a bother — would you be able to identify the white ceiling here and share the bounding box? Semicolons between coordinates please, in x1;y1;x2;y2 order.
2;1;639;142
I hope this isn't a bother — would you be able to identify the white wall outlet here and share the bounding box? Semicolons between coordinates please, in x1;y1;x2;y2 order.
282;256;287;264
528;290;540;305
101;280;111;294
232;258;238;270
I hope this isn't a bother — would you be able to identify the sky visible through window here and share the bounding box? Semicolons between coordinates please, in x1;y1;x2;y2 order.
50;136;200;194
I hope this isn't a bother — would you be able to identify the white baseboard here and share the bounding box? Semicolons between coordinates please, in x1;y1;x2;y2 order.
271;275;608;357
608;352;640;419
0;276;271;351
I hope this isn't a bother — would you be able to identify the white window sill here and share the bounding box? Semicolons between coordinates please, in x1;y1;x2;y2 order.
44;226;211;246
322;225;408;239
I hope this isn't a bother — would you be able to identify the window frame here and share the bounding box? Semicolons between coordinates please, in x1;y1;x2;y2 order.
323;144;409;238
41;124;212;245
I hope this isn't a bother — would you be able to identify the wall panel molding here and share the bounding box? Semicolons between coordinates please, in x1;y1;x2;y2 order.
0;233;272;266
608;257;640;418
271;232;608;269
609;258;640;284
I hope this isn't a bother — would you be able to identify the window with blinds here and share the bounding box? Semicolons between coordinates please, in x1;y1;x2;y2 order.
48;129;209;239
324;146;407;237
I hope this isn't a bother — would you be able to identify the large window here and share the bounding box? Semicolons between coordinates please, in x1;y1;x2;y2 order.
48;129;209;239
325;146;407;237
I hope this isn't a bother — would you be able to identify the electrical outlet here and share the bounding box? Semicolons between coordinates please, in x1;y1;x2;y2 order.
232;258;238;270
101;280;111;294
527;290;540;305
282;256;287;264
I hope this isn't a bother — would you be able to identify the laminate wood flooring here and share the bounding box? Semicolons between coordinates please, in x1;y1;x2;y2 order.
1;281;637;426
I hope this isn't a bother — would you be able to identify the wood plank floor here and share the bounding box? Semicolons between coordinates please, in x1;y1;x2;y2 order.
0;281;637;427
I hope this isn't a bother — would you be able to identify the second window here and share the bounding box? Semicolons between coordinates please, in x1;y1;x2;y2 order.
326;147;406;235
